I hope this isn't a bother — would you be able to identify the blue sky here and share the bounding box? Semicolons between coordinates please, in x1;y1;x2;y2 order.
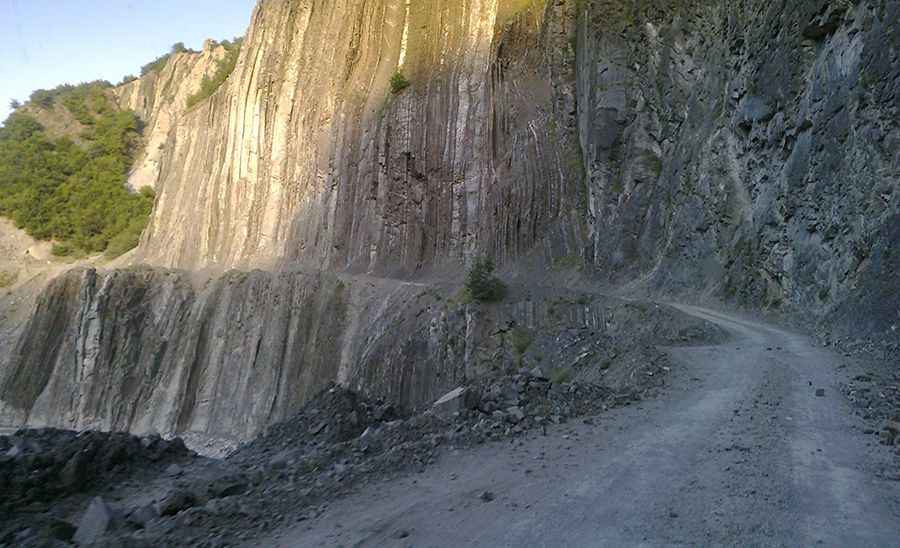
0;0;257;122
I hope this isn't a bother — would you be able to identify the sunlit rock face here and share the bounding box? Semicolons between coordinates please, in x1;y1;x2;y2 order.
133;0;898;333
134;0;585;274
114;42;227;191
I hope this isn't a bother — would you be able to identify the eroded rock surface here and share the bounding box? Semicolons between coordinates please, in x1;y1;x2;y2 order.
0;266;714;441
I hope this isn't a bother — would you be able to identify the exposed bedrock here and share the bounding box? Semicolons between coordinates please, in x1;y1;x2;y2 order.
1;0;898;439
0;267;715;440
127;0;898;334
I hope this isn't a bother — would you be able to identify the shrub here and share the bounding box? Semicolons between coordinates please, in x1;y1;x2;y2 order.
465;256;506;303
140;43;189;76
104;214;150;258
510;327;532;356
390;71;410;94
509;326;532;367
0;270;17;288
51;243;74;257
8;99;20;110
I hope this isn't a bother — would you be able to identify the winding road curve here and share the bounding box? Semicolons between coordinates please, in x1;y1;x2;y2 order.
265;305;900;547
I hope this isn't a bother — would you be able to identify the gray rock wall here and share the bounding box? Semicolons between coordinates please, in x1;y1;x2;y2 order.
576;0;899;338
2;0;897;440
128;0;897;334
0;267;713;440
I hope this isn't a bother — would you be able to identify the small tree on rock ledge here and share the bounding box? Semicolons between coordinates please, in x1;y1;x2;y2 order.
465;256;506;303
390;71;410;94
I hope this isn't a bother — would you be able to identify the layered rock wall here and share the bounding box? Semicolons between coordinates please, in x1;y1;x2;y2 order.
130;0;898;333
114;42;227;190
0;268;707;440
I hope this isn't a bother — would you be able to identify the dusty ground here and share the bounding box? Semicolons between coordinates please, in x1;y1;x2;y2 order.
262;305;900;547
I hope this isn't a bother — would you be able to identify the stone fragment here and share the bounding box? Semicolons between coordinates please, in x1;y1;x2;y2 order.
506;406;525;424
42;519;76;542
126;504;159;529
432;387;470;418
73;497;114;546
157;489;197;517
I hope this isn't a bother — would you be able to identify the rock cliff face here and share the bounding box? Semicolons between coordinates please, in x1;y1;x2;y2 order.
575;0;899;340
0;267;710;440
1;0;897;440
114;42;227;190
131;0;897;333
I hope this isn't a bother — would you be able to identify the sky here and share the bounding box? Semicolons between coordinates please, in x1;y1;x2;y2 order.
0;0;257;122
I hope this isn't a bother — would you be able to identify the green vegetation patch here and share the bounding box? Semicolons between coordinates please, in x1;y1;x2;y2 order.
141;42;191;76
186;38;244;109
509;327;534;367
0;85;154;257
465;256;507;303
0;270;17;288
390;71;411;94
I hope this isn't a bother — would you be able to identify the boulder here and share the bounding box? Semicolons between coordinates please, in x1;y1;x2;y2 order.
432;387;475;418
506;406;525;424
73;497;114;546
125;504;159;529
42;519;76;542
156;489;197;517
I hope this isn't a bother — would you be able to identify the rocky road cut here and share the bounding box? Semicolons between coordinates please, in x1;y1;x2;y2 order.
264;305;900;547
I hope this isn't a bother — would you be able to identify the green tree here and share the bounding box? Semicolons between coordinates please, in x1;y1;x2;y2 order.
390;71;410;94
0;86;154;257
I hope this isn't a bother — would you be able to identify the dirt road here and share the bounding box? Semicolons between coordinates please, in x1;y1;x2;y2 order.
263;305;900;547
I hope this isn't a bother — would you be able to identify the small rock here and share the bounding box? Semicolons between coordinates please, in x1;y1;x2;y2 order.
530;367;549;381
506;406;525;424
270;449;293;469
479;491;495;502
166;463;183;477
209;479;248;498
815;388;825;397
157;489;197;517
432;387;470;418
42;519;76;542
126;504;159;529
74;497;114;545
393;529;410;539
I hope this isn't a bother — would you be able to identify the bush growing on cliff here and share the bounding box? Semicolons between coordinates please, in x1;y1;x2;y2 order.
186;38;244;109
0;95;154;256
465;256;506;303
0;270;16;288
390;71;410;94
140;43;190;76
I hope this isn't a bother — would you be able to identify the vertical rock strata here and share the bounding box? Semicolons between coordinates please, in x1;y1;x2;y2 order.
114;42;228;190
